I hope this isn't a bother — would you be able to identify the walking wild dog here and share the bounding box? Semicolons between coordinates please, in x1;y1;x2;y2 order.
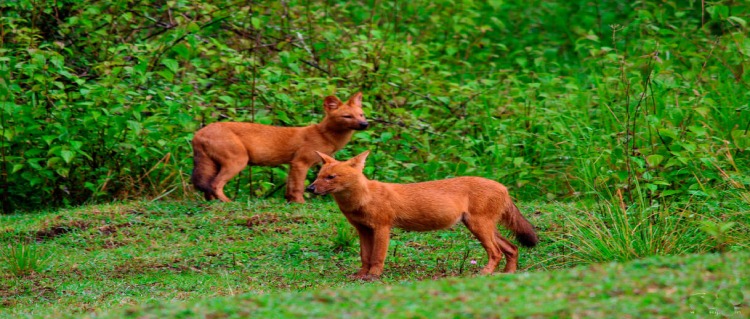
191;92;368;203
306;151;538;280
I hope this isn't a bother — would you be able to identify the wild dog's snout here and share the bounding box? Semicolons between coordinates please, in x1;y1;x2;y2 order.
305;184;316;193
358;121;369;130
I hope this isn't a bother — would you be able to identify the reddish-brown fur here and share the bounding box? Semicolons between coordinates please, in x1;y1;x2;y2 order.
306;151;538;280
191;93;368;203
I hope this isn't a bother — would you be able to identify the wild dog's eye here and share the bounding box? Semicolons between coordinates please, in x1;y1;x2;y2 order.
325;175;336;180
342;115;354;119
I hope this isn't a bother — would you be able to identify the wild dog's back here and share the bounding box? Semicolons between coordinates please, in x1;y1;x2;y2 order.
383;177;511;231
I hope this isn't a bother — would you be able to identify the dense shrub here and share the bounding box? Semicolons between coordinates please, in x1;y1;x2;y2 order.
1;0;748;212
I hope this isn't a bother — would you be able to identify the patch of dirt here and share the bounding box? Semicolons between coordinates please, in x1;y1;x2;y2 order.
112;257;205;276
0;276;56;302
97;222;133;236
0;283;16;298
34;220;91;241
100;239;126;249
242;213;280;228
238;213;308;229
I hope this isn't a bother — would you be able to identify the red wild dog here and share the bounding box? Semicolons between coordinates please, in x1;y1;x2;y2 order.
306;151;538;280
191;93;368;203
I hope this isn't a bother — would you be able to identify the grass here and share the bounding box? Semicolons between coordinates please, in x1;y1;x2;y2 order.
0;242;50;277
0;197;747;318
106;251;750;319
561;196;704;265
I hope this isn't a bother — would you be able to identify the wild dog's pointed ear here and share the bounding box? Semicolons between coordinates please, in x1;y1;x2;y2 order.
324;96;343;111
315;151;337;164
347;150;370;170
348;92;363;107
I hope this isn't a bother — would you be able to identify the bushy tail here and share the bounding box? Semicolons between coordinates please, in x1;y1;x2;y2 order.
503;203;538;247
191;144;217;196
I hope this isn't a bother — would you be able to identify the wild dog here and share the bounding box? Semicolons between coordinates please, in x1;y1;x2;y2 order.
191;93;368;203
306;151;538;280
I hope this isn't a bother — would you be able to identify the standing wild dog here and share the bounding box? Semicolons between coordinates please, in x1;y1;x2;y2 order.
191;92;368;203
306;151;538;280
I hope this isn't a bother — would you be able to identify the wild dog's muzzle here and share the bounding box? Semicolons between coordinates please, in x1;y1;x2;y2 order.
306;184;329;195
305;184;318;194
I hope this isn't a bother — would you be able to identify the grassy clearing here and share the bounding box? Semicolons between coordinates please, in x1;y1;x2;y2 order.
0;197;747;318
106;251;750;319
0;198;556;318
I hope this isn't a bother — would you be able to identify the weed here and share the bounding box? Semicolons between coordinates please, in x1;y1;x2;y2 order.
330;221;357;252
560;199;705;265
699;220;736;253
0;242;51;277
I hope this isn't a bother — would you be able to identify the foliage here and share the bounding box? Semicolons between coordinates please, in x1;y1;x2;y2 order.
700;220;737;253
1;1;748;317
561;196;705;265
0;241;50;277
0;0;748;212
330;220;357;252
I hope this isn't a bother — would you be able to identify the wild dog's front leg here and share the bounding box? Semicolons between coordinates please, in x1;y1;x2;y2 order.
350;223;374;279
285;160;311;203
366;227;392;278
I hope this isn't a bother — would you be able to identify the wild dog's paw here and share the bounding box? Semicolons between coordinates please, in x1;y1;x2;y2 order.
348;273;380;281
347;272;367;280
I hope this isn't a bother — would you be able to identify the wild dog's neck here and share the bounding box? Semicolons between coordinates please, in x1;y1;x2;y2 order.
332;178;372;212
316;117;355;148
319;116;355;134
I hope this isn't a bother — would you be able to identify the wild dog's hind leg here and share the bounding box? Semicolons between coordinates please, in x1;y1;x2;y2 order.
210;156;248;202
495;232;519;273
463;217;503;274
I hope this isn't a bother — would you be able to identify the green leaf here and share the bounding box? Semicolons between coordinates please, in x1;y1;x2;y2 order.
219;96;235;104
56;167;69;178
488;0;504;10
162;59;178;73
187;22;200;33
379;132;393;142
445;46;458;56
60;150;73;164
47;157;62;168
660;190;682;197
646;154;664;167
706;5;729;20
728;16;747;28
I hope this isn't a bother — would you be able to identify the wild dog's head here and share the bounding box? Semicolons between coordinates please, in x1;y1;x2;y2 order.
322;92;369;130
305;151;370;195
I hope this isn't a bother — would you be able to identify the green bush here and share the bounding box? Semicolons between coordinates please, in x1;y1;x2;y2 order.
0;0;748;212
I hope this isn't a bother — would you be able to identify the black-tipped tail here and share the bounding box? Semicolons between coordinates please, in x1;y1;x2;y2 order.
508;204;538;247
191;145;217;199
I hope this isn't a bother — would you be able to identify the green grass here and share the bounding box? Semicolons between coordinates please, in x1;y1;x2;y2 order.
106;251;750;319
0;199;556;317
0;197;747;318
0;242;50;278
